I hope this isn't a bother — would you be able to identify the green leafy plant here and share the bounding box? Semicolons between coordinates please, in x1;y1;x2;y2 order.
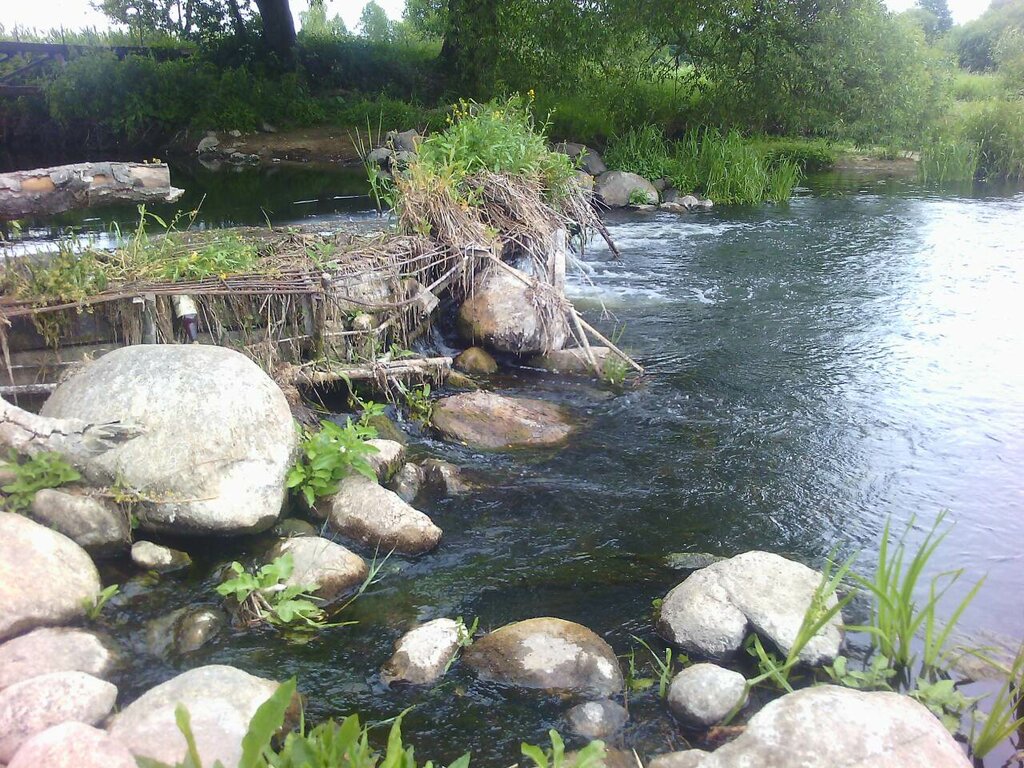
627;187;653;206
216;554;330;631
521;731;604;768
398;382;433;424
824;655;896;691
631;636;687;699
287;418;380;507
970;643;1024;759
1;450;81;512
911;678;979;733
83;584;120;621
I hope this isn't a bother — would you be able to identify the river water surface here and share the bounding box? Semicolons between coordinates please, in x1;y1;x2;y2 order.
25;166;1024;765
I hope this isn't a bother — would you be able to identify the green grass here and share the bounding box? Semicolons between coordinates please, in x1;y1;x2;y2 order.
951;71;1007;103
920;137;980;184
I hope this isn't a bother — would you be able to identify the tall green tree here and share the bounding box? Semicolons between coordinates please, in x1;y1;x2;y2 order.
439;0;498;98
358;0;393;41
918;0;953;35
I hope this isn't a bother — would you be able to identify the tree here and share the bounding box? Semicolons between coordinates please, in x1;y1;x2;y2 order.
439;0;498;97
299;0;348;37
253;0;296;57
917;0;953;36
358;0;393;42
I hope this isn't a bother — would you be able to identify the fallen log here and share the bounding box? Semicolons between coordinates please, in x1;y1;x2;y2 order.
0;162;184;220
294;356;452;387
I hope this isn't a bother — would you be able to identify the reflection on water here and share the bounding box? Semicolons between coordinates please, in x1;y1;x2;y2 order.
17;166;1024;764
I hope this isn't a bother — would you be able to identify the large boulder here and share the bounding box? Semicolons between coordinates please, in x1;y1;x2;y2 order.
0;628;122;691
29;489;130;557
320;474;441;556
0;671;118;762
595;171;658;207
41;345;296;536
657;551;842;665
107;665;283;767
457;264;569;355
0;512;101;642
265;536;368;602
382;618;463;686
648;686;971;768
8;722;136;768
666;663;747;728
431;391;574;450
463;617;623;698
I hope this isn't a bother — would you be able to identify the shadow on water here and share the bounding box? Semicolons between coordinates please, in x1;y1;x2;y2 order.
43;166;1024;765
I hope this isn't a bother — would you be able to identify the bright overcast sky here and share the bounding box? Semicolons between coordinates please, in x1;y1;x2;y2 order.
0;0;993;34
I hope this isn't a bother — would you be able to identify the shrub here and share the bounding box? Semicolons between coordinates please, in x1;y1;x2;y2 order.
961;99;1024;181
286;417;380;507
1;450;81;512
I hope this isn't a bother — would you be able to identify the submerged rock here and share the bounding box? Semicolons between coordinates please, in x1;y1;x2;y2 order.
131;541;191;573
271;518;319;538
0;512;101;641
365;439;406;483
595;171;659;207
8;722;136;768
657;551;843;665
41;345;296;536
382;618;463;686
146;606;226;657
667;663;747;728
650;686;971;768
420;458;472;496
266;536;368;602
665;552;725;571
530;346;612;376
0;628;122;691
321;474;441;556
463;617;623;697
432;391;574;450
29;489;130;557
107;665;284;768
566;700;627;740
0;671;117;762
457;264;569;355
454;346;499;374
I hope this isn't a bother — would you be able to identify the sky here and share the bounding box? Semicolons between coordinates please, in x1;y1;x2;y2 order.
0;0;995;35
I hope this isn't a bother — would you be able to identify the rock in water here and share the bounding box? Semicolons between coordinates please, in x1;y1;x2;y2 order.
107;665;283;767
566;700;628;740
389;463;424;503
0;512;101;642
29;489;130;557
265;536;368;602
0;671;117;762
431;392;574;450
41;345;296;536
454;346;499;374
667;663;747;728
530;347;612;376
131;541;191;573
0;628;122;690
420;459;472;496
321;474;441;556
382;618;463;686
365;439;405;482
657;551;842;665
457;264;568;355
649;686;971;768
8;722;136;768
463;617;623;697
595;171;659;207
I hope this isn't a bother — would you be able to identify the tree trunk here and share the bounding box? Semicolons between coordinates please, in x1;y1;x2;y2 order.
225;0;249;43
0;396;142;482
0;162;184;221
254;0;296;59
440;0;498;99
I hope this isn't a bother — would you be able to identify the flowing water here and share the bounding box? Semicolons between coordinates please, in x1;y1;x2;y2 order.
19;165;1024;764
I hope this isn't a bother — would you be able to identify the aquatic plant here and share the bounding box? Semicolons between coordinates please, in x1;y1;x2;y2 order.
83;584;120;621
919;138;981;184
1;449;81;513
398;381;433;425
631;635;687;699
216;554;330;631
286;417;380;507
970;643;1024;759
521;730;605;768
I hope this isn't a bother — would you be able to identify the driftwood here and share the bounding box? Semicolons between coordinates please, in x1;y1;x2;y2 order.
294;356;452;387
0;395;142;479
0;162;184;220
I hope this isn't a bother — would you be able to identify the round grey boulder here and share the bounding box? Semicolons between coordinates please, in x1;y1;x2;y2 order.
595;171;658;207
132;540;191;573
8;721;136;768
319;475;442;556
657;686;971;768
431;391;574;450
266;536;368;602
0;627;122;691
463;617;623;697
0;512;101;642
667;663;747;728
29;489;130;557
107;665;284;768
42;345;296;536
657;551;843;665
382;618;463;686
0;671;118;762
566;699;628;740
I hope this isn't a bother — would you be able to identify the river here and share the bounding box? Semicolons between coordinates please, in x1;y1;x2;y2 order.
14;164;1024;765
